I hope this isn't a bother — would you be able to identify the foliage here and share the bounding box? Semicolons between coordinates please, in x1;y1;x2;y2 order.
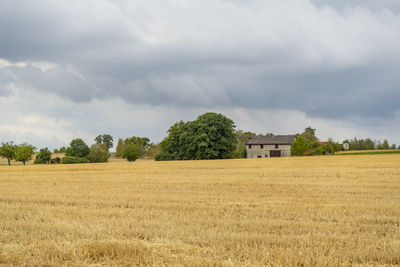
51;157;62;164
122;143;141;162
87;144;110;163
61;156;90;164
234;130;256;158
95;134;113;150
322;139;342;154
0;141;16;166
156;113;236;161
15;143;36;165
115;138;123;158
53;146;67;153
343;138;376;150
291;136;309;156
34;147;52;164
66;139;90;158
378;139;390;150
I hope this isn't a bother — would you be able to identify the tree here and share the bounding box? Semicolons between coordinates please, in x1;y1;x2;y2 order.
15;143;36;165
115;138;123;158
234;130;256;158
124;136;150;156
66;139;90;158
391;144;397;150
291;136;309;156
322;138;342;154
0;142;16;166
379;139;390;150
87;144;110;163
156;112;236;161
122;143;141;162
95;134;113;151
53;146;67;153
34;147;52;164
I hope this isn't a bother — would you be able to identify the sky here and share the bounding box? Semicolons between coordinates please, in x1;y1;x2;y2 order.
1;0;400;150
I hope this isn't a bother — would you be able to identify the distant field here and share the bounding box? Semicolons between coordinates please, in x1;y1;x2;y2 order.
337;150;400;155
0;155;399;266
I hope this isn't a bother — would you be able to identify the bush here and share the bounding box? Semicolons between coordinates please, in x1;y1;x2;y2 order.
122;143;140;162
87;144;110;163
155;152;179;161
66;139;90;158
61;156;90;164
34;147;52;164
51;157;62;164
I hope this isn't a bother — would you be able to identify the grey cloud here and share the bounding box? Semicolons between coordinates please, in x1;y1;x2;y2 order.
311;0;400;12
0;0;400;124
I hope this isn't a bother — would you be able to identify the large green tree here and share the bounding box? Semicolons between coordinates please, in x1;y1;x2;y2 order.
156;112;236;161
15;143;36;165
66;138;90;158
0;142;16;166
95;134;113;150
291;136;309;156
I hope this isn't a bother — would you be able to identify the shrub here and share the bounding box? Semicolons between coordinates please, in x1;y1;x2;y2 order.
51;157;62;164
61;156;90;164
87;144;110;163
34;147;52;164
122;143;140;162
66;139;90;158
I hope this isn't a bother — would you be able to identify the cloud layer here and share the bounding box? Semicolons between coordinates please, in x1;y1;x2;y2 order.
1;0;400;148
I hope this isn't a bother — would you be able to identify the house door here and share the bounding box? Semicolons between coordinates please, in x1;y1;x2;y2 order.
270;150;281;157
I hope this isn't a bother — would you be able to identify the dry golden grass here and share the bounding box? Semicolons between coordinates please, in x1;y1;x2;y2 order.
0;155;399;266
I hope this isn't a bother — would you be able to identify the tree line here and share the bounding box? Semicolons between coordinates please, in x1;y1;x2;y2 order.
0;112;398;165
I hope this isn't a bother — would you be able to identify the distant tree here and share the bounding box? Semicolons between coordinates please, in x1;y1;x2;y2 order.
156;113;236;161
95;134;113;151
0;141;16;166
34;147;52;164
147;143;160;158
15;143;36;165
391;144;397;150
291;136;309;156
301;127;319;148
234;130;256;158
53;146;67;153
265;132;274;137
115;138;123;158
322;138;342;154
124;136;150;156
66;139;90;158
122;143;141;162
87;144;110;163
379;139;390;150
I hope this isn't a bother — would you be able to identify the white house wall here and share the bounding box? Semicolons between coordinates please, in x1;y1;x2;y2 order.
246;144;292;158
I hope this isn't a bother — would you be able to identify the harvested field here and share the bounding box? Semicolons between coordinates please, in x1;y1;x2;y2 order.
0;155;399;266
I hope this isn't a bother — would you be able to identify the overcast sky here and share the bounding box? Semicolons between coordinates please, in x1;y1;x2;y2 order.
1;0;400;150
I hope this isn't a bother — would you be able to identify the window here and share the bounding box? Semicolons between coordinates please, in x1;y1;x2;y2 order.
257;155;262;158
249;145;252;149
260;144;264;149
275;144;279;149
265;154;268;158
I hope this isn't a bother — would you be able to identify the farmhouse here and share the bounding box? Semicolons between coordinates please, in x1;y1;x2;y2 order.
246;135;296;158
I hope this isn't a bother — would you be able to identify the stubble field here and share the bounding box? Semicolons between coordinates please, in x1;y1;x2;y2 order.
0;155;399;266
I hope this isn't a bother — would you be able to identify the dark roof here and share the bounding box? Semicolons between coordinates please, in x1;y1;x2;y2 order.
245;135;296;145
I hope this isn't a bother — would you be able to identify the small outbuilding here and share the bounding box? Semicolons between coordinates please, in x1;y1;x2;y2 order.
246;135;296;158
